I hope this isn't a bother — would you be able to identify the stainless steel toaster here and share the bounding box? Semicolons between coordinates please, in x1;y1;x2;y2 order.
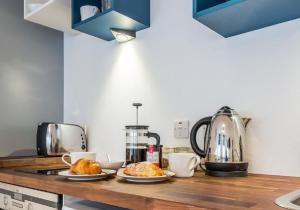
37;123;87;156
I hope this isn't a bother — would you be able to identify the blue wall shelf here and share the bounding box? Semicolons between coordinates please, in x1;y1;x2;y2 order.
193;0;300;38
72;0;150;41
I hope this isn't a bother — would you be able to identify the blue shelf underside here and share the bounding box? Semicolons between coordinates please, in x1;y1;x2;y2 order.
73;11;148;41
193;0;300;37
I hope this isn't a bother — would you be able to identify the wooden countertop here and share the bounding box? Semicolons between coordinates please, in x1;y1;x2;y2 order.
0;168;297;210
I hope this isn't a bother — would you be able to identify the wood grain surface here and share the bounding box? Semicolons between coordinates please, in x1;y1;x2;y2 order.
0;156;68;168
0;168;297;210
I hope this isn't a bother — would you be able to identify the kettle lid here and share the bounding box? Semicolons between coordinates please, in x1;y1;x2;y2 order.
215;106;238;116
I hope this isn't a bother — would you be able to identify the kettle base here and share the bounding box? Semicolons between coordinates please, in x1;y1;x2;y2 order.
205;162;248;172
205;170;248;177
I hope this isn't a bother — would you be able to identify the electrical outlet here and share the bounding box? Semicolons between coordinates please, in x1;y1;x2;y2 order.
174;120;189;139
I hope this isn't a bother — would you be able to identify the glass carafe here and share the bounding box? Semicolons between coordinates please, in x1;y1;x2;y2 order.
125;125;160;165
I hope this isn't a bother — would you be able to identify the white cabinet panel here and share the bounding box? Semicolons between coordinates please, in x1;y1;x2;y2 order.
24;0;77;33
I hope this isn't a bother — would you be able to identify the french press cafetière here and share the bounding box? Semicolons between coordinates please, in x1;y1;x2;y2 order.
125;103;160;165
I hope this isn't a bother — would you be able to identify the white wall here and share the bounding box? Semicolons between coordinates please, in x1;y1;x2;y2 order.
0;1;63;157
64;0;300;176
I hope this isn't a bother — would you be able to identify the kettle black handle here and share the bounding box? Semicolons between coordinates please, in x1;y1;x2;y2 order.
146;132;160;147
190;117;212;158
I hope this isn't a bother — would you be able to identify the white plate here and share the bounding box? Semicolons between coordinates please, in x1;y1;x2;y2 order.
58;169;116;181
117;168;175;183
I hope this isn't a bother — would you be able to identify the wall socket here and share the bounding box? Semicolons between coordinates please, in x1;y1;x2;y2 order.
174;120;189;139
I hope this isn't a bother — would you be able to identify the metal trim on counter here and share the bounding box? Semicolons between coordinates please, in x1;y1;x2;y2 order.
275;189;300;210
63;196;129;210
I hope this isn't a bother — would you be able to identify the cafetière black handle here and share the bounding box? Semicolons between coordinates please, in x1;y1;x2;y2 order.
146;132;160;146
190;116;212;158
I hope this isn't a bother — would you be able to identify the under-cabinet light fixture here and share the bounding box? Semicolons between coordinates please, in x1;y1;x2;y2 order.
111;28;136;43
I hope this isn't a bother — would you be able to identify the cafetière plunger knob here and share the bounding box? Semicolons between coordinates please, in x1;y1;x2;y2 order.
133;103;142;108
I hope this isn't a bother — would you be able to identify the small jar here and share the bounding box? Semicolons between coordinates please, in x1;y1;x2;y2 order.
146;145;163;168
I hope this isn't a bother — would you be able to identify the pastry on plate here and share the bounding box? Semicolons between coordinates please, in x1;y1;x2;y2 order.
71;158;102;175
124;162;164;177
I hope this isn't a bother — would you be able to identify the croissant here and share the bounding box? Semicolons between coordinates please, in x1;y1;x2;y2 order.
71;158;102;175
124;162;164;177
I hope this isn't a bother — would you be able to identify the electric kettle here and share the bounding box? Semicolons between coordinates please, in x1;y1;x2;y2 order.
190;106;251;177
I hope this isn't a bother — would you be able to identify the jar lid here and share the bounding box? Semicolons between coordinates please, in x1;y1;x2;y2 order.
125;125;149;129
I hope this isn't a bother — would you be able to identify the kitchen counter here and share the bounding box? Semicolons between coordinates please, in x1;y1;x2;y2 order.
0;168;297;210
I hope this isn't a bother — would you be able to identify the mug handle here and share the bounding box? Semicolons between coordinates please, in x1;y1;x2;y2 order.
62;154;71;167
189;156;201;171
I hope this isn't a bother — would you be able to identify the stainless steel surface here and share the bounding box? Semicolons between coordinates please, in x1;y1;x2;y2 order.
63;196;126;210
37;123;87;156
46;124;86;155
190;106;251;172
275;189;300;210
207;108;250;163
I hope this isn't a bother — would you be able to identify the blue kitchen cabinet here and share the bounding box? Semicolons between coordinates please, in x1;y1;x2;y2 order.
72;0;150;41
193;0;300;37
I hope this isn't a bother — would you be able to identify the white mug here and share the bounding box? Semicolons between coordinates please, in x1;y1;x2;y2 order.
80;5;100;21
62;152;96;167
168;153;201;177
